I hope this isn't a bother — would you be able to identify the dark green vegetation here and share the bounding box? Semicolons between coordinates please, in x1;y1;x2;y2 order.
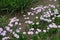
0;0;38;14
0;15;9;27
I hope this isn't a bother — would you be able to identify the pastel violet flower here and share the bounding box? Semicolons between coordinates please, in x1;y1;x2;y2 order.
35;31;39;34
5;26;10;31
28;31;34;35
15;19;19;22
8;23;13;27
28;31;31;35
9;17;19;24
2;37;10;40
48;23;57;28
30;31;34;35
14;34;19;38
16;29;20;33
15;22;18;25
1;30;7;36
36;29;41;32
0;28;3;33
54;9;59;14
9;29;13;33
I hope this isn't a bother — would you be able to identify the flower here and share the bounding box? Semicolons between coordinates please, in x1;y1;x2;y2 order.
23;32;26;34
35;16;38;19
0;28;3;33
16;29;20;33
43;30;46;32
15;22;18;25
14;34;19;38
2;37;10;40
1;30;6;36
8;23;13;27
29;28;34;31
36;28;41;32
35;31;39;34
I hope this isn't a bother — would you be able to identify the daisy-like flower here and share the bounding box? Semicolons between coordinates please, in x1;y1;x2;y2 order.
1;30;6;36
2;37;10;40
5;26;10;31
8;23;13;27
28;31;31;35
29;28;34;31
23;15;26;17
19;27;21;30
36;28;41;32
35;16;38;19
28;12;31;15
15;22;18;25
15;19;19;21
58;25;60;28
28;31;34;35
31;8;34;9
14;34;19;38
43;30;46;32
52;17;55;20
23;32;26;34
31;13;34;15
36;22;39;25
35;31;39;34
30;31;34;35
57;15;60;17
0;28;3;33
16;29;20;33
54;0;57;1
19;23;21;25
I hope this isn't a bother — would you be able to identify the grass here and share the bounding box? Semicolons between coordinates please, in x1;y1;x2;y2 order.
0;15;9;27
0;0;38;14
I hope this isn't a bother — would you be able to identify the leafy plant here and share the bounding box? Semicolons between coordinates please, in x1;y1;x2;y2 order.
0;0;37;14
0;15;9;27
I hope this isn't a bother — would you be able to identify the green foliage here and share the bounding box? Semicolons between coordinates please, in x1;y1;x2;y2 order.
0;35;3;40
0;0;36;13
50;8;54;13
0;15;9;27
51;36;59;40
38;32;47;40
55;17;60;25
31;35;39;40
47;28;58;36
